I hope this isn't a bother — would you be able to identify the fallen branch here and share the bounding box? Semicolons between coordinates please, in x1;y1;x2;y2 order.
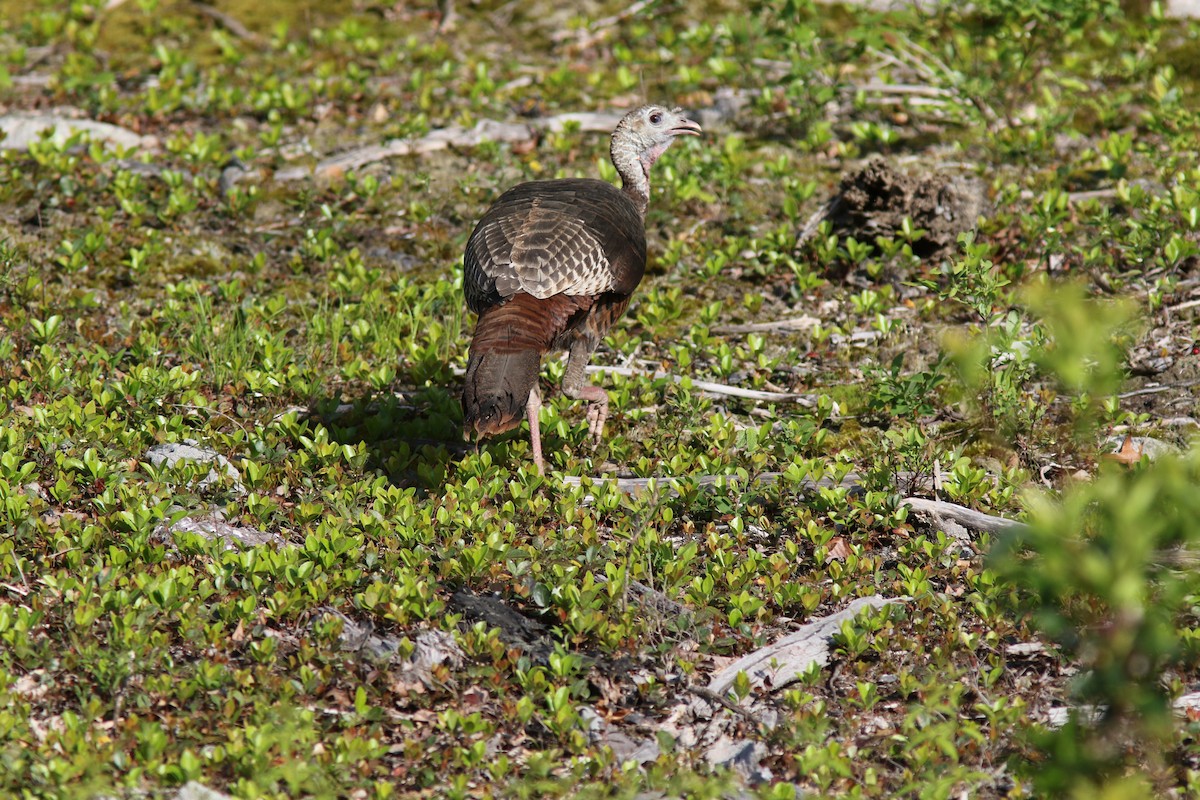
1118;378;1200;400
687;686;771;727
274;103;737;181
275;111;637;182
1156;546;1200;569
0;112;158;152
559;470;878;499
901;496;1025;536
707;595;902;696
552;0;657;49
712;316;821;335
274;119;537;181
449;590;556;665
584;364;816;404
191;1;267;47
1167;297;1200;313
448;362;813;404
594;574;691;620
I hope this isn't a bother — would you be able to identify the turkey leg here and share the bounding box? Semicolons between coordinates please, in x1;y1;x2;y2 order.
526;385;545;474
562;339;609;446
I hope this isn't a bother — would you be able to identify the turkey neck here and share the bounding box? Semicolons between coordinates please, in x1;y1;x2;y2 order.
610;137;660;218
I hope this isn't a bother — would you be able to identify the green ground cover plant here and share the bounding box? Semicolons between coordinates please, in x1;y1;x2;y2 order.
2;0;1200;797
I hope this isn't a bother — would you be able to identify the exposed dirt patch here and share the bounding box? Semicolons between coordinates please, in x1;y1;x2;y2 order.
804;158;989;264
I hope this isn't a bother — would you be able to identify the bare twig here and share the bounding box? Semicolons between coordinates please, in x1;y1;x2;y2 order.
687;686;770;727
867;45;937;82
893;38;958;86
713;316;820;335
1118;379;1200;400
552;0;657;49
857;82;957;98
594;574;691;620
795;196;841;249
584;364;815;404
1067;188;1121;203
1167;297;1200;313
865;42;999;127
191;1;267;47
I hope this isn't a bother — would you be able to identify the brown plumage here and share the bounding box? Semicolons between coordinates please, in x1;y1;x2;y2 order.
462;105;702;473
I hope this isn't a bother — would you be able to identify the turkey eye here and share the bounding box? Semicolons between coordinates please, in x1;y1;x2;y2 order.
649;112;663;125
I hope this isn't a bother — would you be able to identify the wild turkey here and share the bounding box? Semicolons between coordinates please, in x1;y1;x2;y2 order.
462;105;701;473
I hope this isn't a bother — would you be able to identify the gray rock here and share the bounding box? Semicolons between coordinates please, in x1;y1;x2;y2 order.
317;609;464;680
175;782;233;800
1167;0;1200;17
144;441;244;494
0;111;158;152
580;706;661;764
704;737;773;784
158;511;283;551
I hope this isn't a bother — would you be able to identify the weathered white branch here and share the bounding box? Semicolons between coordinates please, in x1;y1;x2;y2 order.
707;595;903;696
901;496;1025;536
274;111;638;182
712;316;821;335
559;470;881;500
584;364;815;404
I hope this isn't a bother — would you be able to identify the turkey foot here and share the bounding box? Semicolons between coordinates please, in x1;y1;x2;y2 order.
526;386;545;474
563;341;609;446
568;384;609;445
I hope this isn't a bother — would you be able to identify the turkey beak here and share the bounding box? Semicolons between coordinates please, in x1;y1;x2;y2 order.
670;117;702;137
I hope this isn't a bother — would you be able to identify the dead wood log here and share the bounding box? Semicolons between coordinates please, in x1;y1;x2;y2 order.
706;595;901;697
449;590;555;665
593;574;691;622
901;497;1025;537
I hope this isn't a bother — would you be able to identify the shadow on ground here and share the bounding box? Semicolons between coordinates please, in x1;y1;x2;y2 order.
308;385;474;490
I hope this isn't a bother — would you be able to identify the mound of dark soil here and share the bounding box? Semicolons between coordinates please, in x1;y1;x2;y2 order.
802;158;989;262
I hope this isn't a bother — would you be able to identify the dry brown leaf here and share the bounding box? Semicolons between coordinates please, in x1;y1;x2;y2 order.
389;677;428;697
409;708;437;724
1102;433;1143;467
510;137;538;155
826;537;852;563
461;686;487;709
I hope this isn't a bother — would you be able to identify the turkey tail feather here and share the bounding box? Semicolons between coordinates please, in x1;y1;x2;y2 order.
462;293;594;439
462;348;541;439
